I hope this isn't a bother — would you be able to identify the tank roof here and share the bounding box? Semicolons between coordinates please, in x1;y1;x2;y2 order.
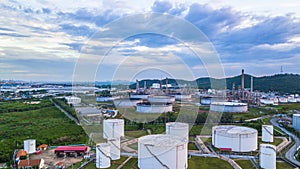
139;134;186;146
211;102;247;106
214;125;257;135
166;122;189;129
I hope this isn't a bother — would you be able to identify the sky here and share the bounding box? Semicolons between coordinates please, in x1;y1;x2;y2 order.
1;0;300;82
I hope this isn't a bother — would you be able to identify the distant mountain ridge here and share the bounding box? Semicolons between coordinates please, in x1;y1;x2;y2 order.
128;73;300;94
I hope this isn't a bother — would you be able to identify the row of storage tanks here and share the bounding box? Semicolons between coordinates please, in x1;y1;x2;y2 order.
212;125;276;169
96;120;189;169
96;119;276;169
96;119;125;168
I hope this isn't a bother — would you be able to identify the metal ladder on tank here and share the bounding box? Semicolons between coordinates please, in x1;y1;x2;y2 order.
144;144;170;169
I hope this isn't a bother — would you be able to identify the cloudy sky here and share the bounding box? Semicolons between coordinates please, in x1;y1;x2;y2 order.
1;0;300;82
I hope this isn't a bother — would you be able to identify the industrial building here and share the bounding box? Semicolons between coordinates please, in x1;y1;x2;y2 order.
292;114;300;130
210;102;248;112
65;96;81;105
212;125;257;152
54;146;88;156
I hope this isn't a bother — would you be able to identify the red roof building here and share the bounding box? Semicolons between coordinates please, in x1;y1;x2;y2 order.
54;146;88;154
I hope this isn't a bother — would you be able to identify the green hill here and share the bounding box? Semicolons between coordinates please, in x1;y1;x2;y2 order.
128;73;300;94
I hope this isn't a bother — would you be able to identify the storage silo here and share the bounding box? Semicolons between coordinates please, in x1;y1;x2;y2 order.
24;139;36;154
96;143;111;168
166;122;189;142
212;125;257;152
138;134;188;169
293;114;300;130
136;103;172;113
260;144;276;169
103;119;124;139
166;122;189;168
262;125;273;142
107;138;121;160
148;96;175;103
210;102;248;112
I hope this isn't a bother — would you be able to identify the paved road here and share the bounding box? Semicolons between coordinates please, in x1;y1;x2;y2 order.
50;98;80;125
270;118;300;167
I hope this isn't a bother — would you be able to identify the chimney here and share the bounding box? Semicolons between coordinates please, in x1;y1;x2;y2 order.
250;76;253;93
241;69;244;90
136;79;139;93
144;81;146;89
165;78;168;95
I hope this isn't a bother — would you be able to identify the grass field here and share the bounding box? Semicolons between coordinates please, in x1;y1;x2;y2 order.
235;160;294;169
0;99;87;163
188;156;233;169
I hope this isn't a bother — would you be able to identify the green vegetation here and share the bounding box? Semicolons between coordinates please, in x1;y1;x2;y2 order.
188;156;233;169
51;98;78;120
0;100;52;113
77;156;137;169
129;74;300;93
0;99;86;163
235;160;294;169
188;142;198;150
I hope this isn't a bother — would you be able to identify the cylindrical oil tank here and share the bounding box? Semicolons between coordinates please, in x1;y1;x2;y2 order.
166;122;189;142
212;125;257;152
262;125;273;142
148;96;175;103
136;103;172;113
165;122;189;168
210;102;248;112
24;139;36;154
260;144;276;169
96;143;111;168
107;138;121;160
293;114;300;130
103;119;124;139
173;94;192;101
200;97;212;105
138;134;188;169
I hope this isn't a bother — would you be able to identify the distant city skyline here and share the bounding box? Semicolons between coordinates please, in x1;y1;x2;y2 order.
1;0;300;81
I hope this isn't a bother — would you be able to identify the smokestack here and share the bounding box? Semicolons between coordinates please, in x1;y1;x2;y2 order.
250;76;253;93
160;79;162;90
241;69;244;90
136;79;139;93
165;77;168;95
144;81;146;89
232;82;235;95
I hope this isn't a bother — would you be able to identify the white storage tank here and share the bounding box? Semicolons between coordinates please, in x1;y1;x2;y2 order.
173;94;192;101
165;122;189;168
107;138;121;160
138;134;188;169
96;143;111;168
166;122;189;142
24;139;36;154
210;102;248;112
212;125;257;152
130;94;149;100
148;96;175;103
136;103;172;113
293;114;300;130
262;125;273;142
103;119;124;139
260;144;276;169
